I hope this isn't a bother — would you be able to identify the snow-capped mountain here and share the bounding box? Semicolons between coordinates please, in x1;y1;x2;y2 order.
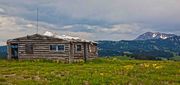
135;32;176;40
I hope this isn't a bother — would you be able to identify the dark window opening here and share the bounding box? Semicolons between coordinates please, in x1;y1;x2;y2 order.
11;44;18;59
76;45;82;51
58;45;65;51
25;44;33;54
50;45;56;51
50;45;65;51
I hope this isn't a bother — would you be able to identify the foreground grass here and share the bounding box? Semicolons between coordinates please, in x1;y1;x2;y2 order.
0;58;179;85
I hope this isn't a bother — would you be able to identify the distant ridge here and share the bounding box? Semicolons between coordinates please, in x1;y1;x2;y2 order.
97;35;180;59
135;32;176;40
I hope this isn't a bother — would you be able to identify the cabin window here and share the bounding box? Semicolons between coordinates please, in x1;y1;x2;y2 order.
58;45;65;51
76;45;82;51
50;45;56;51
50;44;65;52
25;44;33;54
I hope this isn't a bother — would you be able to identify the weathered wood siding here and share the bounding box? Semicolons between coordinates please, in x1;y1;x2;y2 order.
7;34;98;62
73;43;84;60
19;41;70;61
88;44;98;59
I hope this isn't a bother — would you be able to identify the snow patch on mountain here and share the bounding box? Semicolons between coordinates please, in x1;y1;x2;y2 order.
135;32;176;40
152;34;157;38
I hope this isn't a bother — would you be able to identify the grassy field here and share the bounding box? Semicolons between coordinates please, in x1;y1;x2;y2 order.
0;58;179;85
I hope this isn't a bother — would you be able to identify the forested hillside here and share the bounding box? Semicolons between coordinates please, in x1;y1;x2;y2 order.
98;36;180;59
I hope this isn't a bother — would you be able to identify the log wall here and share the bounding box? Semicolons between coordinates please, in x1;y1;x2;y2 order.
7;34;98;62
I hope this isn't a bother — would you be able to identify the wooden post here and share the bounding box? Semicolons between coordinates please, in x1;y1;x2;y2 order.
72;43;74;63
7;42;11;59
69;42;76;63
69;42;73;63
83;42;87;62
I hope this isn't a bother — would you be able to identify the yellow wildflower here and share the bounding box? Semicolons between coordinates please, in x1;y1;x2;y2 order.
152;64;157;67
155;66;163;69
112;58;117;61
100;73;104;76
124;65;134;70
144;63;150;68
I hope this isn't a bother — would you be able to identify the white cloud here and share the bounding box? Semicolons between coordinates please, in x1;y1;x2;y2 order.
0;8;5;13
0;0;180;45
63;25;73;29
100;24;141;33
1;0;180;24
0;41;6;46
0;16;35;32
46;0;180;23
0;15;96;45
59;23;153;40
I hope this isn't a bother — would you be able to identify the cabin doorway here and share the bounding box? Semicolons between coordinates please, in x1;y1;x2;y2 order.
11;44;18;59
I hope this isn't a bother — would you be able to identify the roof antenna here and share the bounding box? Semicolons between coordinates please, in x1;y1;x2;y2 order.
36;8;39;34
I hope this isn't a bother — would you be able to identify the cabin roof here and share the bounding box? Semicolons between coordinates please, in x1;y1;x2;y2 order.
7;31;97;44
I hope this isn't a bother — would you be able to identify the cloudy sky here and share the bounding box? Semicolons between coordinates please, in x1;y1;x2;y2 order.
0;0;180;45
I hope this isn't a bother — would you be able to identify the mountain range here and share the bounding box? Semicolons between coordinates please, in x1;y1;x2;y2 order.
0;32;180;60
98;32;180;59
135;32;176;40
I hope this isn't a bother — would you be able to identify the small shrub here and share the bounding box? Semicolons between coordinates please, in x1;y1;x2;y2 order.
0;78;6;82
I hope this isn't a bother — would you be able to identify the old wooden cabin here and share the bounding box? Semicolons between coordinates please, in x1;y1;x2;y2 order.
7;31;98;62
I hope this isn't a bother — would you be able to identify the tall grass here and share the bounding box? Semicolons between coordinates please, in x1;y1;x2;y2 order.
0;58;179;85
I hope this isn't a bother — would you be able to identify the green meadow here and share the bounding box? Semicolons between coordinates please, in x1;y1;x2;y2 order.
0;58;179;85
